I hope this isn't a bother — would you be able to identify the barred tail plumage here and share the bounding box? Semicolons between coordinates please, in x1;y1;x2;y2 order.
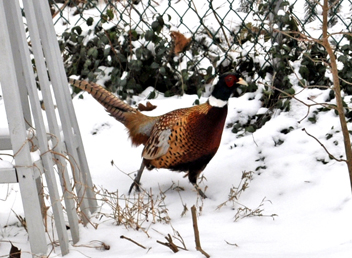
69;79;137;123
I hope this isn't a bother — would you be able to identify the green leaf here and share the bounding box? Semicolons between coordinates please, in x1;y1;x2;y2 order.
77;35;84;44
145;30;154;41
134;83;143;92
116;52;127;63
156;47;166;56
87;47;98;58
338;55;348;64
164;90;172;97
127;79;136;89
88;72;95;81
152;16;164;33
107;9;114;20
80;47;86;58
135;47;143;60
299;65;309;79
245;125;256;133
72;26;82;35
329;90;335;100
151;62;159;69
81;68;89;76
103;47;110;57
181;70;189;80
197;87;203;98
157;15;164;26
141;47;151;58
63;31;70;41
159;67;166;75
101;35;109;44
232;123;241;134
101;14;108;23
152;21;160;31
84;59;92;68
148;91;156;99
129;60;143;72
94;60;100;69
118;78;127;87
206;66;213;76
308;115;317;124
284;88;295;96
129;30;139;41
86;17;94;26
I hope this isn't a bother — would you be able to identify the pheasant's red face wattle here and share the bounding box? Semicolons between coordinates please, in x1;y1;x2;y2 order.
224;75;238;87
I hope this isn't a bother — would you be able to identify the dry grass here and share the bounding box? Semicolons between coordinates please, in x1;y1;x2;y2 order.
94;186;171;236
217;171;277;221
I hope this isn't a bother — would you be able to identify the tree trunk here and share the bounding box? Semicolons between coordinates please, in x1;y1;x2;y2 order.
322;0;352;191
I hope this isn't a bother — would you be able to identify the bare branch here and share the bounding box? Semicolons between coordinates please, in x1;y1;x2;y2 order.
191;205;210;258
211;7;231;48
156;234;179;253
321;0;352;187
120;235;147;249
339;76;352;86
302;128;347;163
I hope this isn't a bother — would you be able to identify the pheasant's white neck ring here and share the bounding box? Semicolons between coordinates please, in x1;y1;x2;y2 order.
208;95;228;107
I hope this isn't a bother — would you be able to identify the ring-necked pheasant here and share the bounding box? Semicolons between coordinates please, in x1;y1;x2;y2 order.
69;72;247;198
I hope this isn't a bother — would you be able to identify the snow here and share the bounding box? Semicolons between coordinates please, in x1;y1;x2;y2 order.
1;85;352;257
1;0;352;257
278;10;285;16
64;89;349;258
0;160;13;169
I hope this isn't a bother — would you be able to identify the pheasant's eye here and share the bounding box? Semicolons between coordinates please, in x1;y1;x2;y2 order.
225;75;237;87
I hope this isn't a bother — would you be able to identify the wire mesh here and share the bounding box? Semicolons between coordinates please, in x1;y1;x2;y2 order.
50;0;352;90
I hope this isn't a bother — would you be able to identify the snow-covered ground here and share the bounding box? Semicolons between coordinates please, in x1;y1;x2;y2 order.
1;82;352;257
1;0;352;257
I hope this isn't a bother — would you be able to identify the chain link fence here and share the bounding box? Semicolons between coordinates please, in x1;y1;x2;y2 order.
50;0;352;102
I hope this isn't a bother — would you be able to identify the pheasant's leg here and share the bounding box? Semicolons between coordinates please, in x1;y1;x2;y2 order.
192;183;208;199
188;169;207;199
128;161;145;195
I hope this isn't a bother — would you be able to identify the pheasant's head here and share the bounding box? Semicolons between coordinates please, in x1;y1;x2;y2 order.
209;72;248;107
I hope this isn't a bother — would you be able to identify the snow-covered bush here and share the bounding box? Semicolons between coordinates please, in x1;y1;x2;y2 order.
53;0;352;130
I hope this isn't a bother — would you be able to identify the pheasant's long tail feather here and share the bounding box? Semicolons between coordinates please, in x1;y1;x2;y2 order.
69;78;137;123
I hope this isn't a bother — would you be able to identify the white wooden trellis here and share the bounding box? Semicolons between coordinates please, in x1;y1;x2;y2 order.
0;0;97;256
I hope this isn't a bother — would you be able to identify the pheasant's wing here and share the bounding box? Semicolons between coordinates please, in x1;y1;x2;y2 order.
142;128;172;160
142;109;187;160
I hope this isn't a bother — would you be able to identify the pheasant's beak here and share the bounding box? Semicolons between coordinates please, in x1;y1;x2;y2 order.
237;77;248;86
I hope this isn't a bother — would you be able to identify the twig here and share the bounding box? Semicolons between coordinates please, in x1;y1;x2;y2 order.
103;30;123;68
156;234;179;253
302;128;347;163
321;1;352;187
339;76;352;86
191;205;210;258
190;0;226;52
171;226;188;251
52;0;69;19
225;240;238;247
120;235;147;249
12;210;27;232
74;240;110;250
259;81;336;123
210;3;231;48
216;171;254;210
